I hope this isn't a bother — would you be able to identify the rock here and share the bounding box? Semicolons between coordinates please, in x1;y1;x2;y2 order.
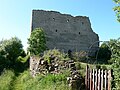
69;63;75;68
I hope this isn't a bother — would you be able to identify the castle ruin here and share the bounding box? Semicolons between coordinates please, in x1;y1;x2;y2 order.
31;10;99;53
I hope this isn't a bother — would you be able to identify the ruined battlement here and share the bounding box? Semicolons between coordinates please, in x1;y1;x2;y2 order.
31;10;99;52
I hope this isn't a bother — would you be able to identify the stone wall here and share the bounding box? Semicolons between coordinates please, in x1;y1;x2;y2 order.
31;10;99;53
29;56;84;89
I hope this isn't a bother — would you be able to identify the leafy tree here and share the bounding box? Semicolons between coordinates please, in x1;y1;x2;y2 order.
108;38;120;89
28;28;46;55
97;43;111;63
0;37;25;71
113;0;120;22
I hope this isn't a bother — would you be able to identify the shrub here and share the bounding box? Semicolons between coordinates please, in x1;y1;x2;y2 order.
96;43;111;63
15;55;30;72
72;51;87;62
0;70;15;90
108;38;120;89
0;37;25;72
28;28;47;55
13;70;69;90
75;63;81;70
43;49;70;64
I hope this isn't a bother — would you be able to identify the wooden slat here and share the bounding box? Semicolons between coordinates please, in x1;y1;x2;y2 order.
101;70;103;90
88;67;90;90
108;70;111;90
95;69;98;90
98;69;101;90
86;65;89;90
105;70;107;90
85;66;111;90
90;68;92;90
93;69;95;90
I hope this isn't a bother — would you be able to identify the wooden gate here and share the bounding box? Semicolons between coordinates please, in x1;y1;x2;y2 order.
85;65;111;90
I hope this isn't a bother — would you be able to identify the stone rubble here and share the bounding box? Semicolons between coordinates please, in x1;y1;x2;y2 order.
30;56;83;89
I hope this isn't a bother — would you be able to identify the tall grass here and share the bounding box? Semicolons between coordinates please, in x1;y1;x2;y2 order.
0;63;111;90
0;69;15;90
13;70;69;90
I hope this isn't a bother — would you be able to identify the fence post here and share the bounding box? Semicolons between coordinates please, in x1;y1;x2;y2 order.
85;65;89;90
101;69;104;90
90;68;92;90
104;70;107;90
108;70;111;90
98;69;101;90
86;66;111;90
93;69;95;90
95;69;98;90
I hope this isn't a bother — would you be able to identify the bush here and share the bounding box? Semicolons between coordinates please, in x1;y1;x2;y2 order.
75;63;81;70
0;37;25;72
15;55;30;72
72;51;87;62
28;28;47;55
43;49;70;64
108;38;120;89
96;43;111;63
13;70;69;90
0;70;15;90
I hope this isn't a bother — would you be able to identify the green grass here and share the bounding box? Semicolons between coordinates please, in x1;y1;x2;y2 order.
0;61;111;90
0;69;70;90
75;61;112;77
0;70;15;90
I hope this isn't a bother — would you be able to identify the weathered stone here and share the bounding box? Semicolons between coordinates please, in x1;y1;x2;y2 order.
69;63;75;68
68;60;74;63
31;10;99;54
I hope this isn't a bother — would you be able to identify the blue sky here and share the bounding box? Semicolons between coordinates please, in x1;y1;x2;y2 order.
0;0;120;50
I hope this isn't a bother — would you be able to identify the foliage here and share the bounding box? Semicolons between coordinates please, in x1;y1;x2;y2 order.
113;0;120;22
108;38;120;89
0;70;15;90
15;55;30;72
17;55;30;63
13;70;69;90
96;43;111;63
72;51;87;62
28;28;47;55
43;49;70;64
75;62;81;70
0;37;25;72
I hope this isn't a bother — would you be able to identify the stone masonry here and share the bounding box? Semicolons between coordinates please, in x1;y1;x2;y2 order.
31;10;99;53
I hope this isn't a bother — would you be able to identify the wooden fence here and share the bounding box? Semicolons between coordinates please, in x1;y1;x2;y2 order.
85;65;112;90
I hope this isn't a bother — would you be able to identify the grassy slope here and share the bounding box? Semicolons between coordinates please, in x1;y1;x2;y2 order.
0;62;111;90
0;70;70;90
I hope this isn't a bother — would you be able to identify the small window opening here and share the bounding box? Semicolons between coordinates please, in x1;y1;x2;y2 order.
82;22;84;25
79;32;80;34
53;18;55;21
67;19;69;22
68;49;72;58
55;29;57;32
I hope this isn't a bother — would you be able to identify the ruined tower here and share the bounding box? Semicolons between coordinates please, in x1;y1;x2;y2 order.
31;10;99;53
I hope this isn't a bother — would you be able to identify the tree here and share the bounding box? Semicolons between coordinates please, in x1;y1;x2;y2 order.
0;37;25;71
27;28;46;55
97;43;111;63
108;38;120;89
113;0;120;22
